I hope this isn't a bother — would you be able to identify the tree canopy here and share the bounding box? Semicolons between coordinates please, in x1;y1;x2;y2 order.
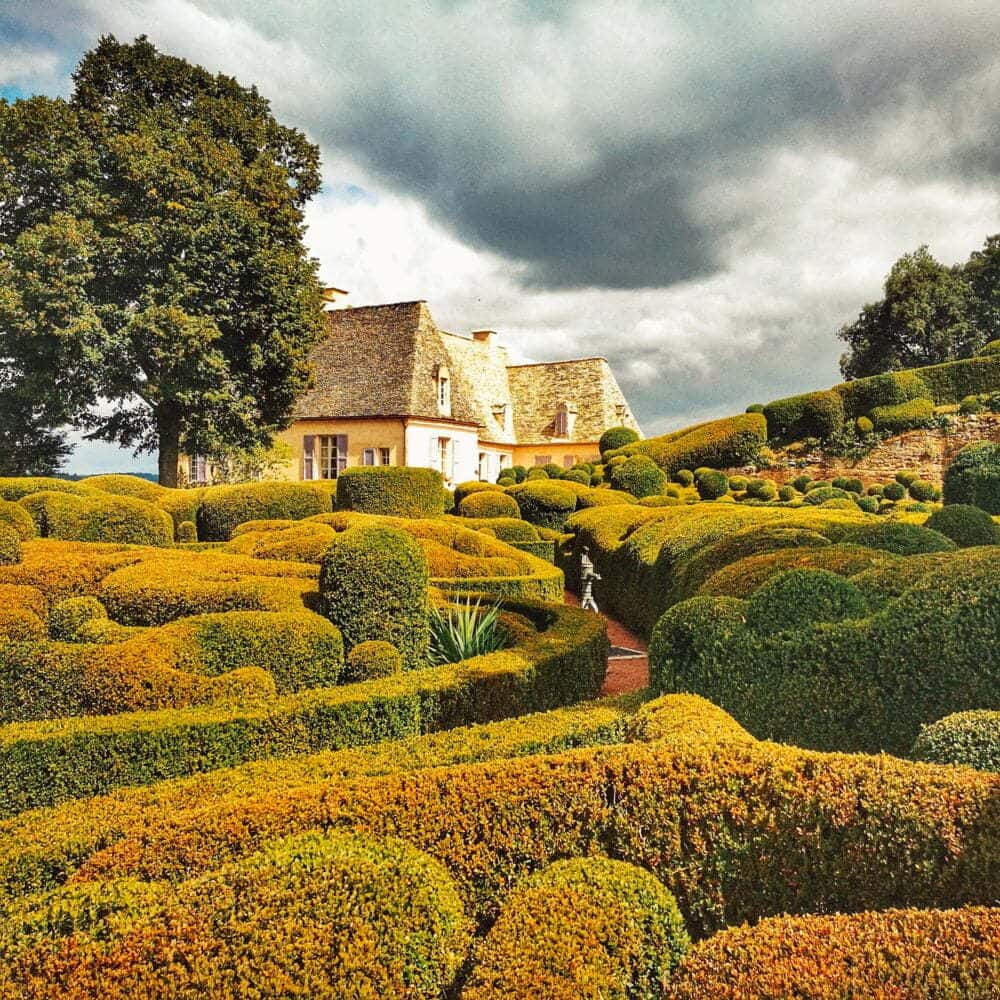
0;35;325;484
838;241;996;380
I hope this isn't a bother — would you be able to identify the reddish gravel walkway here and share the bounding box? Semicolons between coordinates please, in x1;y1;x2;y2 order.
564;590;649;695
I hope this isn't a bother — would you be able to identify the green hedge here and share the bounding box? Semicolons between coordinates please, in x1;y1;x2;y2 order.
0;526;20;566
0;501;34;541
943;440;1000;514
457;490;521;519
609;455;667;498
925;504;1000;547
196;482;331;541
869;396;935;431
599;426;640;454
18;491;174;546
507;481;579;529
764;389;845;440
463;857;689;999
650;548;998;754
0;598;608;816
336;466;446;518
834;370;930;416
911;711;1000;772
320;525;429;669
607;414;766;473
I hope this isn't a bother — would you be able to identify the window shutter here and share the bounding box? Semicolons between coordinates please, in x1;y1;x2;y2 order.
429;436;438;468
336;434;348;474
303;435;315;480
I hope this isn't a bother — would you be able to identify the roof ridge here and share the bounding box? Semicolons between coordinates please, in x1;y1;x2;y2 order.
507;356;608;368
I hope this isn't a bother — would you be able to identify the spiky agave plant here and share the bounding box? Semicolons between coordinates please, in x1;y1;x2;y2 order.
428;597;509;665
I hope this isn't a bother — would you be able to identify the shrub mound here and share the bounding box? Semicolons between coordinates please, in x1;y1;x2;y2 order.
667;907;1000;999
196;482;330;541
507;481;579;529
19;492;174;546
764;389;845;440
599;426;640;454
911;710;1000;772
925;503;1000;547
0;501;35;541
609;455;667;498
943;440;1000;514
650;548;999;754
0;525;21;566
336;466;446;518
458;490;520;519
320;525;429;669
344;640;404;683
745;568;867;635
463;857;689;1000
870;396;935;431
0;831;470;1000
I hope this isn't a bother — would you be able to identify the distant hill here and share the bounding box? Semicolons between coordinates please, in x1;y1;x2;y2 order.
56;471;159;483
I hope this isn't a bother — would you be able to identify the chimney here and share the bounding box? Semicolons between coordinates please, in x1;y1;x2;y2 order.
471;329;497;347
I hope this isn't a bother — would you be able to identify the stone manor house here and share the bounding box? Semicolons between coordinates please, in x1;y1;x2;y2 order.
184;298;640;488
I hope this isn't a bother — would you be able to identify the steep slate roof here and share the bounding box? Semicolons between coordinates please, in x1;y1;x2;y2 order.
507;358;639;444
293;300;640;444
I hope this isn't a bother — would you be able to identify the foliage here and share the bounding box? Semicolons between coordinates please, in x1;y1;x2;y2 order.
196;481;330;541
47;596;106;641
744;568;867;635
943;440;1000;514
609;455;667;498
0;36;325;485
320;525;429;669
694;469;728;500
428;598;508;665
0;525;21;566
507;481;579;529
199;439;295;485
457;490;520;519
869;396;936;431
668;907;1000;999
336;466;446;518
925;503;1000;547
18;491;174;546
912;711;1000;772
764;389;845;441
599;426;640;454
838;245;981;378
463;857;689;1000
343;641;403;683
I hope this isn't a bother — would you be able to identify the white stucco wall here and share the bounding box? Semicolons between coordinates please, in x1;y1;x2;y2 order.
404;421;482;488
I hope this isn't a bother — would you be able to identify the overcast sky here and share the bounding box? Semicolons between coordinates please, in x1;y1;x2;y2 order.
3;1;1000;474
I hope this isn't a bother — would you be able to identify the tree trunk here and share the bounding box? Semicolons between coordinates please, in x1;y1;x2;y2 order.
157;409;181;488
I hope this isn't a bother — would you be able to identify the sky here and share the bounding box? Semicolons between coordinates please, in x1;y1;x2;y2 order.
3;1;1000;475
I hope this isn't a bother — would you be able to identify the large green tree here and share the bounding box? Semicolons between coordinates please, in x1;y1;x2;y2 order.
838;245;982;379
0;36;325;485
965;233;1000;344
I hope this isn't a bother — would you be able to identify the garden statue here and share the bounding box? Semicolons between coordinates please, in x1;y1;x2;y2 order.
579;545;601;613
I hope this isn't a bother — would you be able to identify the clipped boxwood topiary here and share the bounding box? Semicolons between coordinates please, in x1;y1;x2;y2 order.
599;426;640;455
924;504;1000;548
907;479;938;502
343;640;404;683
48;596;108;642
943;440;1000;514
320;525;430;669
832;476;864;494
0;500;35;541
870;397;936;432
856;415;874;433
778;485;797;502
763;389;845;440
695;469;729;500
826;520;956;555
177;520;197;543
0;524;21;566
883;481;906;501
457;490;521;519
673;469;694;487
745;478;777;501
198;482;330;541
745;568;867;636
610;455;667;498
561;468;591;486
911;711;1000;772
525;467;550;480
462;856;689;1000
896;469;920;487
509;481;578;529
335;467;445;519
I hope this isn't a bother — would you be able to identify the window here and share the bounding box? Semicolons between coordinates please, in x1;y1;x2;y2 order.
438;437;450;475
554;402;577;438
478;452;488;481
563;455;576;469
534;455;552;466
362;447;393;467
436;365;451;416
303;434;347;479
190;455;208;483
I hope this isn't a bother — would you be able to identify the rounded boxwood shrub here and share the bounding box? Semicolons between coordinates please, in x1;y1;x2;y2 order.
924;504;1000;548
856;495;879;514
745;477;777;501
49;596;108;642
0;524;22;566
462;857;689;1000
610;455;667;498
803;486;849;505
912;711;1000;772
832;476;864;494
673;469;694;487
496;476;515;487
320;525;430;669
453;481;503;505
695;469;729;500
867;483;885;496
198;483;330;541
856;415;874;433
599;426;640;454
510;482;578;529
777;485;797;502
828;520;956;555
177;520;197;543
457;490;521;519
746;568;867;636
907;478;938;502
790;475;812;493
896;469;920;487
561;468;591;486
745;403;764;413
871;398;935;432
525;467;549;481
960;393;986;414
542;463;563;479
728;475;749;492
343;640;404;683
943;440;1000;514
335;467;445;519
883;481;906;501
0;500;35;540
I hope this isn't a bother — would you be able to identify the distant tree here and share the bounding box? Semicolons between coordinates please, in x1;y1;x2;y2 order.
0;35;325;486
965;233;1000;344
838;245;981;379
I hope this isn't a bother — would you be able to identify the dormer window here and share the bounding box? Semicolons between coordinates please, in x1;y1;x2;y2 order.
436;365;451;416
615;403;627;421
554;402;577;438
492;403;508;430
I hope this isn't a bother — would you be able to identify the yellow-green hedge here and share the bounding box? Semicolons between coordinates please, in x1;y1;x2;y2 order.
196;482;331;540
336;466;446;518
0;598;608;816
18;491;174;546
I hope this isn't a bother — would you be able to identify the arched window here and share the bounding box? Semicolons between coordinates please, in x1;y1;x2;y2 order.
554;402;576;438
436;365;451;415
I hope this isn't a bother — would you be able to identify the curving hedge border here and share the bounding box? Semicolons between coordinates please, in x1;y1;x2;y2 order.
0;598;607;817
